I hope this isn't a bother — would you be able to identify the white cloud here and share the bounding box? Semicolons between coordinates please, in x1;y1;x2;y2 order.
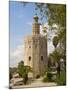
10;44;24;67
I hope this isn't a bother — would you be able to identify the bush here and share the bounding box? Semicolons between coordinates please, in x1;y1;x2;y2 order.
47;72;52;81
23;73;28;85
42;72;53;82
56;71;66;85
43;77;48;82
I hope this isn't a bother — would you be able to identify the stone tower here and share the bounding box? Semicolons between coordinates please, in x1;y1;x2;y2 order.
24;16;48;78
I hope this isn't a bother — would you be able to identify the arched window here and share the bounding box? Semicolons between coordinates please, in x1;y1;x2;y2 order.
29;45;31;48
41;56;43;61
29;56;31;61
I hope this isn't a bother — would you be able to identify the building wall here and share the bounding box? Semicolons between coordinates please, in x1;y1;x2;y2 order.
24;36;33;68
39;36;48;75
32;35;40;77
24;35;48;78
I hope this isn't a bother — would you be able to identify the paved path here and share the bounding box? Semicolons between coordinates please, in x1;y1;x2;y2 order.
12;77;57;89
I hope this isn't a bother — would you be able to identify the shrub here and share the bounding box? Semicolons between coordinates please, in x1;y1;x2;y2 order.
56;71;66;85
47;72;52;81
23;73;28;84
43;76;48;82
42;72;53;82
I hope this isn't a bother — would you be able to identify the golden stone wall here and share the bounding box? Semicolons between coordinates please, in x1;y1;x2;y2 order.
24;16;48;78
24;35;47;78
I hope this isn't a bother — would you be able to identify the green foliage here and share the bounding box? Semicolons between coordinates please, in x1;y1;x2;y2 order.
42;25;47;33
47;4;66;27
35;3;66;63
18;61;24;77
43;72;53;82
43;67;53;82
47;72;52;81
51;50;61;63
36;4;66;27
42;76;49;82
48;55;52;68
57;28;66;52
53;36;59;48
35;3;66;84
35;4;66;27
56;71;66;85
18;61;32;84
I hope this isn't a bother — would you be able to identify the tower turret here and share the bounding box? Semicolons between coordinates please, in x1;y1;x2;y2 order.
32;16;40;35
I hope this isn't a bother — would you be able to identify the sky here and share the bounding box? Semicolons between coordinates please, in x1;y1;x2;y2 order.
9;1;55;67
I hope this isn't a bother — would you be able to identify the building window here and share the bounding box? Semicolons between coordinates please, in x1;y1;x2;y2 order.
41;56;43;61
29;56;31;61
29;45;31;48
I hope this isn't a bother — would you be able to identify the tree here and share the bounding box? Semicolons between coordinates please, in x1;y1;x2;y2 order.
51;50;61;63
18;61;32;84
35;3;66;84
17;61;24;77
51;50;62;77
35;3;66;51
35;3;66;26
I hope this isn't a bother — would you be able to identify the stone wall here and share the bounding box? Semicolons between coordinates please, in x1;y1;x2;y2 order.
24;35;48;78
